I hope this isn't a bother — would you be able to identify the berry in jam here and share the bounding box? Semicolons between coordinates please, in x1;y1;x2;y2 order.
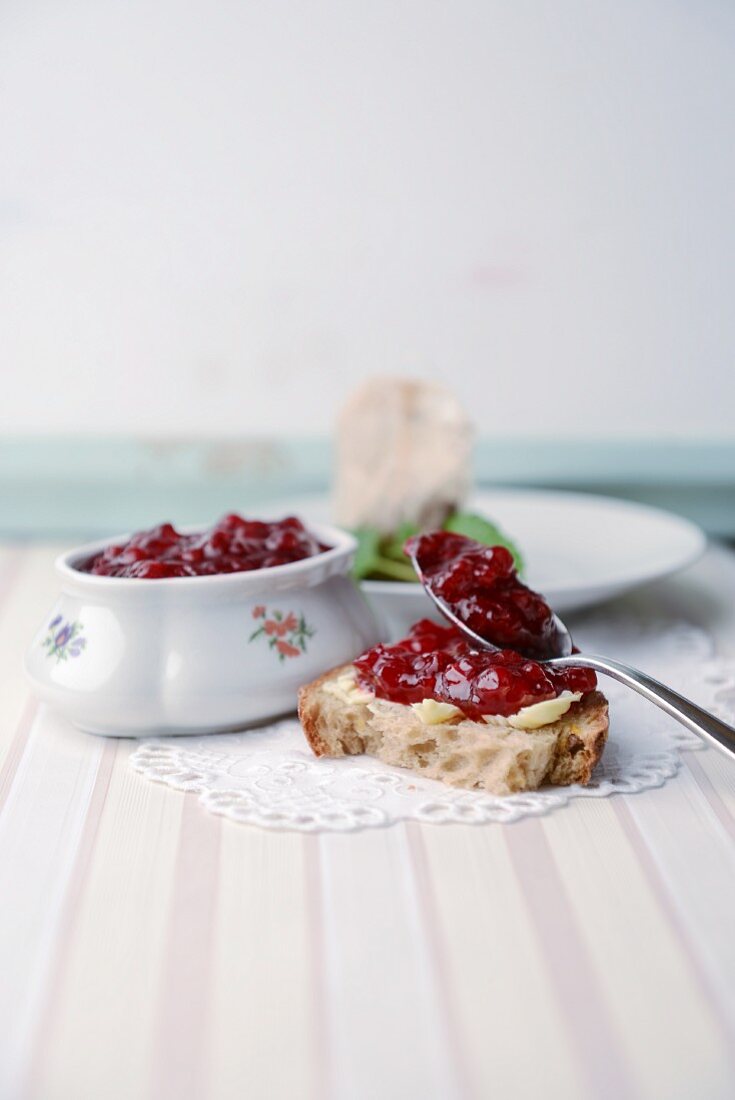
354;619;596;720
82;514;326;578
406;531;563;658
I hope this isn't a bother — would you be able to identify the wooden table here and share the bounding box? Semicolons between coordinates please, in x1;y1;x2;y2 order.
2;542;735;1100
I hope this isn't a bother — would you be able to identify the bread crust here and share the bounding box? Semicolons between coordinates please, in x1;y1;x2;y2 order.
298;664;353;758
298;665;608;794
546;689;608;787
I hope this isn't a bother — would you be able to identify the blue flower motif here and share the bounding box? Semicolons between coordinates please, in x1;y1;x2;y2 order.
43;617;87;663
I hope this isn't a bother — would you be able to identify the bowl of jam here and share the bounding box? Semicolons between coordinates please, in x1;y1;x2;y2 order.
25;514;380;735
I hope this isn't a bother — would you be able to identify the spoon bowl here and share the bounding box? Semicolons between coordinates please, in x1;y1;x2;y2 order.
408;545;574;660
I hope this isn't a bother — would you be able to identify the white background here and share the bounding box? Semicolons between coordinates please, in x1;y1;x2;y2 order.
1;0;733;439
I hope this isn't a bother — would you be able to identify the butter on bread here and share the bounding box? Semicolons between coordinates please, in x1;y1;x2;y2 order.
298;666;609;796
334;378;472;534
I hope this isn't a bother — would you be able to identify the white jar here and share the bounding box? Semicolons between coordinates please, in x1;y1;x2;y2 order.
25;522;380;736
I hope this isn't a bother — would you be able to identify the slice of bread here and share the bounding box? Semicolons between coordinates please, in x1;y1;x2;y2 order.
298;666;609;796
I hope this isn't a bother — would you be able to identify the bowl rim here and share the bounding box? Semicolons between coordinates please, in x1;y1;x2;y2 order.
56;520;356;594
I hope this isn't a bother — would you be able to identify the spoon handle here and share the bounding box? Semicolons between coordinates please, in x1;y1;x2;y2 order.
552;654;735;761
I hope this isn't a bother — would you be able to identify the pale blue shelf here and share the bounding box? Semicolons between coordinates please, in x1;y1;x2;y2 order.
1;437;733;539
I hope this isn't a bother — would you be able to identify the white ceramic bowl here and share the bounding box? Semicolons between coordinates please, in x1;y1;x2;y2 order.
25;523;380;736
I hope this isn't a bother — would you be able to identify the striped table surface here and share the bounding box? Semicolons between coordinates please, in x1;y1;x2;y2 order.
1;543;735;1100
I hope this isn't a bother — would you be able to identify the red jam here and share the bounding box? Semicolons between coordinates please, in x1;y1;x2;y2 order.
406;531;562;658
82;514;326;578
354;619;596;720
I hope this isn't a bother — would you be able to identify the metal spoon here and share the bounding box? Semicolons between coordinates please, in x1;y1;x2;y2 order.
409;549;735;761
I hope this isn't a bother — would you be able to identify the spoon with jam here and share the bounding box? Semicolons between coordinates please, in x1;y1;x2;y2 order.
407;532;735;761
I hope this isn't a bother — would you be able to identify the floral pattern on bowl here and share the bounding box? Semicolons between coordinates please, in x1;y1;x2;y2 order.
43;616;87;663
249;605;315;661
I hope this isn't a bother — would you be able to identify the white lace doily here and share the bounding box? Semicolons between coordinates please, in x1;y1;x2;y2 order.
130;614;735;831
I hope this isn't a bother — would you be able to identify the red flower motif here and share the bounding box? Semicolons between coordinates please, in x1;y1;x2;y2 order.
265;618;292;637
248;605;313;661
266;620;293;638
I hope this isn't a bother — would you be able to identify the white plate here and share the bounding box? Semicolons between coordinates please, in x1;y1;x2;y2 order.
262;489;706;638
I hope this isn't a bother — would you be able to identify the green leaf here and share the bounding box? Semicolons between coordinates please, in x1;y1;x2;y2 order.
351;513;524;581
369;556;418;582
381;521;419;563
351;527;382;580
443;512;524;572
